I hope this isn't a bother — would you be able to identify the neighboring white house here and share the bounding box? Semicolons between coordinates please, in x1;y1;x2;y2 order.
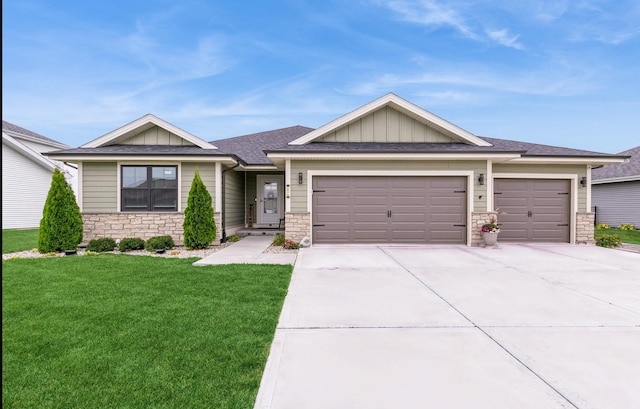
591;145;640;228
2;120;78;229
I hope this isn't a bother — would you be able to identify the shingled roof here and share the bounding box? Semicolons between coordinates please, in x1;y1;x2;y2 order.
2;120;69;148
592;146;640;181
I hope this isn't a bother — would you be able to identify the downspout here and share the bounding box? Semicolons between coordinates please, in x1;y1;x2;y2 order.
220;162;240;243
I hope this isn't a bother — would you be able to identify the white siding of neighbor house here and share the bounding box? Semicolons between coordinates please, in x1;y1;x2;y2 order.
2;143;54;229
318;106;454;143
120;125;196;146
592;181;640;227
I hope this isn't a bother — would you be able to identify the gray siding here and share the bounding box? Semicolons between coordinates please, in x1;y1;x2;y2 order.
318;106;454;143
224;169;245;228
592;181;640;227
2;143;54;228
493;164;588;212
120;125;195;146
181;163;216;212
83;162;118;212
290;160;486;212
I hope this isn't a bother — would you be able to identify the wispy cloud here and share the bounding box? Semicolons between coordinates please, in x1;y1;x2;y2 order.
485;29;524;50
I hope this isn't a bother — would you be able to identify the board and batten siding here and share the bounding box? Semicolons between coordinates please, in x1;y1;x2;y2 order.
82;162;118;212
2;143;54;228
224;170;245;228
592;181;640;227
290;160;486;212
181;163;216;212
120;125;196;146
318;106;454;143
492;164;588;212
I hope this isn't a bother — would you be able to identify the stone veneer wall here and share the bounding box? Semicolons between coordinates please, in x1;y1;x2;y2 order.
285;212;310;243
82;212;222;246
471;211;498;246
576;212;595;244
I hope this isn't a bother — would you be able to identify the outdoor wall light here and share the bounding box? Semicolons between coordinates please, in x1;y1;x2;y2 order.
478;173;485;185
286;184;291;198
298;172;303;184
580;176;587;187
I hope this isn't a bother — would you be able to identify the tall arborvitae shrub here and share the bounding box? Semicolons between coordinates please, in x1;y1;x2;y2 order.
183;169;216;249
38;168;83;253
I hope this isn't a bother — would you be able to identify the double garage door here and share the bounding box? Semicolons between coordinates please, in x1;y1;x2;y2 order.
312;176;467;244
311;176;572;244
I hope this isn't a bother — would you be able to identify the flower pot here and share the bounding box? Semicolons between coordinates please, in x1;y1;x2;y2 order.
155;249;166;254
64;250;77;256
482;232;499;247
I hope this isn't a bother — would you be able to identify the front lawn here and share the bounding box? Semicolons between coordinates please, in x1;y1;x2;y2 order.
2;255;292;409
2;228;39;253
595;227;640;245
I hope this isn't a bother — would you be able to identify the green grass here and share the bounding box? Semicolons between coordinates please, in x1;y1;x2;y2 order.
595;227;640;244
2;255;292;409
2;229;39;253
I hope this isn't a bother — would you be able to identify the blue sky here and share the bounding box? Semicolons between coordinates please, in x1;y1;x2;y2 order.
3;0;639;153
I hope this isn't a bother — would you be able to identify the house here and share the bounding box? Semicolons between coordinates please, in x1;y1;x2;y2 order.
591;146;639;227
2;120;78;229
44;93;626;246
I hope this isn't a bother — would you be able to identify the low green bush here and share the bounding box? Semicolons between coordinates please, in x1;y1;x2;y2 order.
596;223;610;229
619;224;635;231
118;237;146;252
144;235;175;251
86;237;117;253
272;234;285;246
595;234;621;248
283;239;300;249
227;234;240;242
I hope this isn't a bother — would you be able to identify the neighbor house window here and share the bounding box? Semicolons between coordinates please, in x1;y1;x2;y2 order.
121;166;177;211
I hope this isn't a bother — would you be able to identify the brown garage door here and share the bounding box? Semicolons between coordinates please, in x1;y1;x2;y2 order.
312;176;467;244
494;179;571;242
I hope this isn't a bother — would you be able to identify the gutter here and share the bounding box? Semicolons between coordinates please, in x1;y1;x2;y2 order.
220;162;241;243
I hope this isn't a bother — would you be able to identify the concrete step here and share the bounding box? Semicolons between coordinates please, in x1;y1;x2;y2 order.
236;228;284;237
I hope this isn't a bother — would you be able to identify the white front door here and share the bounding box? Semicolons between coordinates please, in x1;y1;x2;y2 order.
257;175;283;225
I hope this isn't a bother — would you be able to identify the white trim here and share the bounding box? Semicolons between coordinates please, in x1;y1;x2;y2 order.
493;173;578;244
592;176;640;184
215;162;222;211
239;165;279;171
586;166;592;211
267;152;520;161
45;154;237;163
81;114;217;149
285;159;291;212
289;93;492;147
486;160;493;212
509;157;626;165
306;170;475;246
2;129;69;150
77;162;84;211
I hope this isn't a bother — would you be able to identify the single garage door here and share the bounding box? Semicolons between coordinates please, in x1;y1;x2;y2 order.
312;176;467;244
494;179;571;242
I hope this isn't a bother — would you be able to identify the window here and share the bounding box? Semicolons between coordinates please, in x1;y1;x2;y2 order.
121;166;177;211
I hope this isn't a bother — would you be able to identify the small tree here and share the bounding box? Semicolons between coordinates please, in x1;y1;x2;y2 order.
183;169;216;249
38;168;83;253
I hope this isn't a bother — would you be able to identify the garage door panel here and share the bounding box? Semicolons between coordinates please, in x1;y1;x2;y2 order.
312;176;467;244
495;179;570;242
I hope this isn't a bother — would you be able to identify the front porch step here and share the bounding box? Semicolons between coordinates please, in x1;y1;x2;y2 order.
236;228;284;237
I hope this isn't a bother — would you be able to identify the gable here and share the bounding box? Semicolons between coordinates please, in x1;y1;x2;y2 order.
317;106;456;143
117;125;196;146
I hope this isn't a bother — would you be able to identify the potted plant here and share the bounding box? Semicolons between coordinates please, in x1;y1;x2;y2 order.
481;216;500;247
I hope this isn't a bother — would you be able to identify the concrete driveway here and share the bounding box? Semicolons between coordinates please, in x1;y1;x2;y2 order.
254;243;640;409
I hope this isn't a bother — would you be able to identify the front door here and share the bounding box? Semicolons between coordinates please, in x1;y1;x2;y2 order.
257;175;283;225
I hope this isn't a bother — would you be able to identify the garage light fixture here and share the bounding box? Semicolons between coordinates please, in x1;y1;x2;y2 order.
580;176;587;187
478;173;485;185
298;172;303;184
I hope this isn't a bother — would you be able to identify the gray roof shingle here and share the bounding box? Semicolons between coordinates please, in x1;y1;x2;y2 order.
2;120;69;148
592;146;640;180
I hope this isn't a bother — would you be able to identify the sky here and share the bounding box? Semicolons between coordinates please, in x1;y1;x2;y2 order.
3;0;639;154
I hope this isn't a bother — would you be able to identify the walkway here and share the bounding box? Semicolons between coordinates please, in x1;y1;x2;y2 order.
193;236;297;266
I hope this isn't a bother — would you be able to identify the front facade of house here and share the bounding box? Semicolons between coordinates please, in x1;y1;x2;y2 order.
46;94;626;246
